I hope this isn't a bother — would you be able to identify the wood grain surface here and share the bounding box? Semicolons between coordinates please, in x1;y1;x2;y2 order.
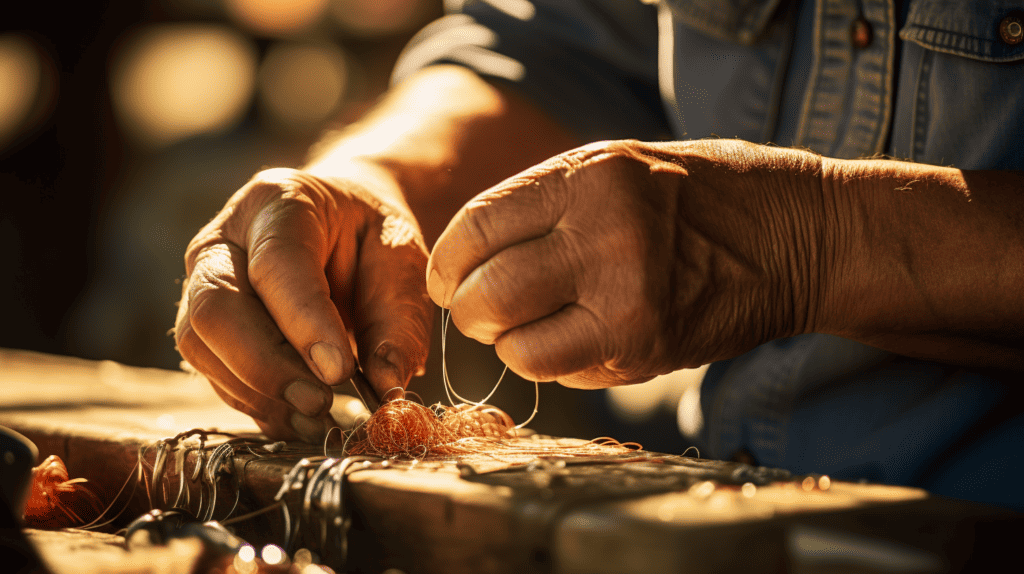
1;348;1019;574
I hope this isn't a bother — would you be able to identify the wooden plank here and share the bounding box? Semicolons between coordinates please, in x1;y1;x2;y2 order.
1;349;1019;573
25;529;204;574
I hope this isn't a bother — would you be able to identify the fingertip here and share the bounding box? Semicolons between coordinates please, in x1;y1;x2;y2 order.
253;416;297;442
363;341;409;398
555;372;618;390
283;379;331;417
427;267;449;308
309;341;353;386
290;412;327;443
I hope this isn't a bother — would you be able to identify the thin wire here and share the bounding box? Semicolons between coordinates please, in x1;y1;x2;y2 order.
340;418;369;455
80;444;150;530
514;380;540;430
220;500;285;526
346;307;639;458
477;365;508;406
323;426;342;457
440;308;510;407
439;308;460;406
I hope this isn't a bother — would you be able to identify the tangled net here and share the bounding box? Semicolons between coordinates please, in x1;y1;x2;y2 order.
344;399;641;459
344;309;642;460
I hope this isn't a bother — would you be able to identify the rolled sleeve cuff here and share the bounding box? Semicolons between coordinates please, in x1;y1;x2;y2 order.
391;1;671;142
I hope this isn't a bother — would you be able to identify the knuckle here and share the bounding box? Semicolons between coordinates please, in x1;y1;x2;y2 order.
173;317;200;355
247;169;334;215
251;167;304;186
248;251;330;316
474;261;517;318
184;233;219;275
448;302;494;345
247;202;323;267
546;229;586;288
495;337;553;382
186;280;229;339
210;385;259;419
460;202;500;253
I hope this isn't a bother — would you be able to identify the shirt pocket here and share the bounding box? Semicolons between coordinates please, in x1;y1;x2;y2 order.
891;1;1024;168
900;0;1024;62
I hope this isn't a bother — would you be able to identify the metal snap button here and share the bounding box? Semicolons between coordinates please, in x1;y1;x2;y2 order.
1000;15;1024;45
851;17;873;49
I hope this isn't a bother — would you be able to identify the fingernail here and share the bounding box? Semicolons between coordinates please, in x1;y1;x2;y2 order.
310;341;345;384
290;412;325;443
284;380;328;416
375;342;407;386
427;268;447;307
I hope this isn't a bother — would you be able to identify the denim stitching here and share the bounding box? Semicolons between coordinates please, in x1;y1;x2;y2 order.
911;48;932;160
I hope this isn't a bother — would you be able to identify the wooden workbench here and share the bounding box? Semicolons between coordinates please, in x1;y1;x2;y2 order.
1;348;1019;573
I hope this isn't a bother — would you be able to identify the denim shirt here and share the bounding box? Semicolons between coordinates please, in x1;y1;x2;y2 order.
393;0;1024;508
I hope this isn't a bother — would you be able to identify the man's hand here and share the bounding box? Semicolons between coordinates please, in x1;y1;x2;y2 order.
171;65;583;440
174;166;432;441
427;139;829;388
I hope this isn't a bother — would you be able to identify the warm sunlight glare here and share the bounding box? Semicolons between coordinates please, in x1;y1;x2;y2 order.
258;42;348;129
110;25;257;148
226;0;330;37
0;35;42;148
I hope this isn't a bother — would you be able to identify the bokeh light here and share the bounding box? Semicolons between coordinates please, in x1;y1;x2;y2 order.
329;0;435;38
0;34;46;150
225;0;330;37
110;24;257;148
233;544;257;574
258;42;349;130
293;548;313;568
606;367;706;424
261;544;286;565
237;545;256;562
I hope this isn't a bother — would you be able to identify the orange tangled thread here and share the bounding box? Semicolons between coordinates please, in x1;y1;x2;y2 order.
345;399;642;459
346;401;515;458
344;308;643;460
24;454;104;528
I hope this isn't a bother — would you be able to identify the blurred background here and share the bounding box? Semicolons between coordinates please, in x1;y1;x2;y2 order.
1;0;692;451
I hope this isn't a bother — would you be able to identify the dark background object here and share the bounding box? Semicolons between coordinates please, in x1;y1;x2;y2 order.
0;426;46;573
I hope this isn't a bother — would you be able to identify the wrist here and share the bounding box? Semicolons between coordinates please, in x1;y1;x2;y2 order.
304;155;408;208
634;139;832;364
812;156;856;338
679;140;831;342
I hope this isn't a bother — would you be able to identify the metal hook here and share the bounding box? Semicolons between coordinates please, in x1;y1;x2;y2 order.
303;458;341;540
200;442;234;522
150;439;173;507
275;458;318;552
321;457;380;569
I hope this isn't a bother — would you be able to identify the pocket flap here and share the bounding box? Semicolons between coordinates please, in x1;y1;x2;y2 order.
900;1;1024;62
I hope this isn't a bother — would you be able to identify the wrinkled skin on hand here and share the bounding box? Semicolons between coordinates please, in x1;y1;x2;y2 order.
175;167;432;441
428;139;828;389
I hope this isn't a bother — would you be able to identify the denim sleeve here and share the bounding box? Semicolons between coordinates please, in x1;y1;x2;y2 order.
390;0;671;142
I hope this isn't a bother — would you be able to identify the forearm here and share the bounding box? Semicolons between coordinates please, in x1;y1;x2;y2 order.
304;65;583;245
819;159;1024;371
